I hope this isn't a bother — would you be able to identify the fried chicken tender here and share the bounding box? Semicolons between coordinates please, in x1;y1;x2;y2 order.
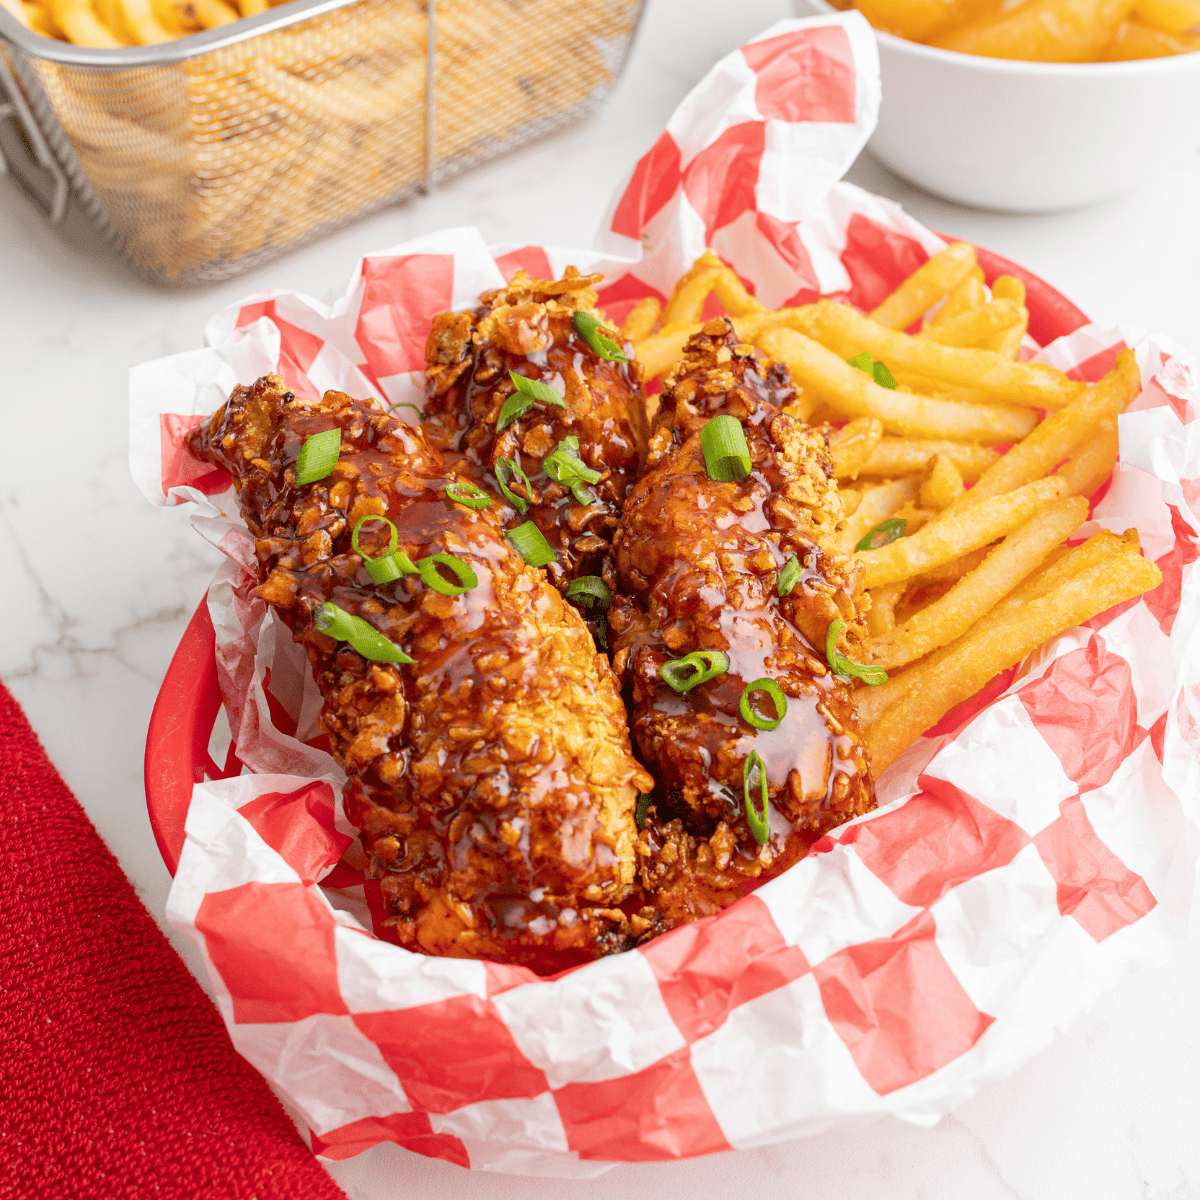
423;268;647;591
610;320;876;931
188;374;652;974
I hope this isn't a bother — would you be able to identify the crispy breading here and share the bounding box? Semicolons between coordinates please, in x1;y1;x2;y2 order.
423;268;648;592
189;374;652;974
609;320;876;932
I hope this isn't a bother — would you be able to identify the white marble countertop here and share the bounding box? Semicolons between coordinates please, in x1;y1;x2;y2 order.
2;0;1200;1195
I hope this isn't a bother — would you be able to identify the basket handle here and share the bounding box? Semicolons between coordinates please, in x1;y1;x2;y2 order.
0;48;68;223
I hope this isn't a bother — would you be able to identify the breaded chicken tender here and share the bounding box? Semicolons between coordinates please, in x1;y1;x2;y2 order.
188;374;652;974
423;268;647;591
609;320;876;932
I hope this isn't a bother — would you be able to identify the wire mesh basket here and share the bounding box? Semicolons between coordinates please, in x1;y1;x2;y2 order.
0;0;646;284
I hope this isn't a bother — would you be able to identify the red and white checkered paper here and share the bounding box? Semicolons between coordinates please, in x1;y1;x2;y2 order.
130;14;1200;1178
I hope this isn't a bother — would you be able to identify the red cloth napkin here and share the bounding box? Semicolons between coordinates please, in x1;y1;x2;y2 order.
0;680;349;1200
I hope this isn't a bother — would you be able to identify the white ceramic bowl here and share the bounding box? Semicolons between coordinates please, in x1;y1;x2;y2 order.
795;0;1200;211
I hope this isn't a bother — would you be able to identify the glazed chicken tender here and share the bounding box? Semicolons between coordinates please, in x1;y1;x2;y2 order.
188;375;652;974
423;268;647;591
610;320;876;916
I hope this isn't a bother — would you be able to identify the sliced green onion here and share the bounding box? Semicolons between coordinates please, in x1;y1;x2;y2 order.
565;575;612;611
777;555;802;597
847;351;897;390
494;457;532;514
314;601;414;664
444;481;491;510
635;793;651;830
507;520;558;567
352;515;398;559
825;618;888;686
855;517;907;553
743;751;769;846
295;429;341;485
594;612;609;653
416;553;478;596
497;371;567;430
572;310;629;363
873;360;898;390
543;437;601;486
385;401;423;420
739;678;788;731
352;516;416;585
659;649;729;694
700;416;752;482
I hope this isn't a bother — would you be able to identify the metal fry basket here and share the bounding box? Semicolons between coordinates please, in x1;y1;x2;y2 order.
0;0;646;284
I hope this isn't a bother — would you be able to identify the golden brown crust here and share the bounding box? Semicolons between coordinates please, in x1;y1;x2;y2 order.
423;268;647;591
189;374;652;974
609;320;876;934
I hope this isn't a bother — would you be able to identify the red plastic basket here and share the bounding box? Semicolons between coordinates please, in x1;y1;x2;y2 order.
143;243;1091;876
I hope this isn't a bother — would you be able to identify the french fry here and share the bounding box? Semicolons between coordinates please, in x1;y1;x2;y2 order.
239;0;268;13
909;546;992;587
865;535;1162;772
918;298;1024;349
1098;17;1200;54
932;0;1137;59
621;298;661;344
192;0;239;25
855;477;1069;587
919;454;965;509
756;325;1039;443
830;417;884;481
115;0;176;42
990;276;1027;306
1132;0;1200;32
858;496;1089;669
870;242;977;331
1055;426;1120;497
944;348;1139;514
48;0;127;44
866;581;908;637
835;479;919;555
983;277;1029;359
801;301;1087;410
858;438;1001;482
925;267;986;329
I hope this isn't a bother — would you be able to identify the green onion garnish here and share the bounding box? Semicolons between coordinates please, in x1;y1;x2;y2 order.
572;311;629;363
295;429;341;485
743;751;769;846
351;515;416;585
314;601;414;663
825;618;888;686
444;481;491;510
738;678;788;731
496;456;535;513
700;416;752;482
385;401;423;419
497;371;567;430
635;793;651;830
543;435;601;505
494;457;532;513
416;553;478;596
777;555;802;597
854;517;907;553
659;649;729;693
848;352;898;390
594;612;609;653
565;575;612;611
507;520;558;567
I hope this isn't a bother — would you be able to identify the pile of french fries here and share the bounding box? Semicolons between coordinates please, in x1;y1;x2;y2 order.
5;0;641;282
827;0;1200;60
622;244;1163;775
1;0;272;45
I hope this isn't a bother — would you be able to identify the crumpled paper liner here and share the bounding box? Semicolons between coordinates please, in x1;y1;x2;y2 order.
130;12;1200;1178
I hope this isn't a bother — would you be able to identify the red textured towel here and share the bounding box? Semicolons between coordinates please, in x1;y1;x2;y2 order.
0;679;348;1200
